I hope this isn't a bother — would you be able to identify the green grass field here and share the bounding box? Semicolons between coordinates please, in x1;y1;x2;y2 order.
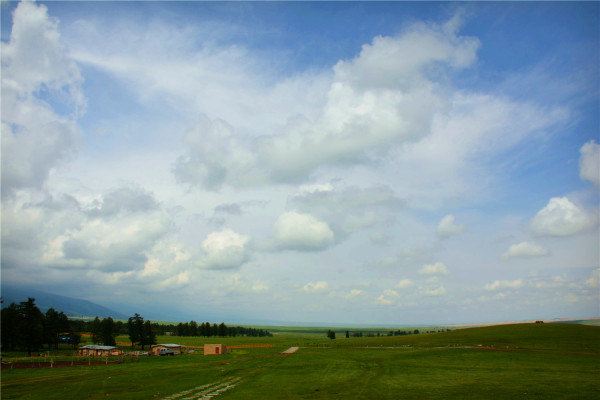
2;323;599;399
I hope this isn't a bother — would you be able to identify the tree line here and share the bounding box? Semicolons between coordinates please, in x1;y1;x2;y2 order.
168;321;272;337
1;298;272;354
1;298;81;355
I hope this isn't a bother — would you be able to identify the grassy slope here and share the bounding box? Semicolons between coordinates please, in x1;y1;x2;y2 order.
1;323;599;399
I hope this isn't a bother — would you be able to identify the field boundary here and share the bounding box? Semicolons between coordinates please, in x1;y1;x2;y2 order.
226;344;273;349
1;360;123;369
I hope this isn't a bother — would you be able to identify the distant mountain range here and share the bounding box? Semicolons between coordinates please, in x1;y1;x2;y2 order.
1;286;127;320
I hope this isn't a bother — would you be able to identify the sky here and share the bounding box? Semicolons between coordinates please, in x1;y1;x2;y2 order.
1;1;598;325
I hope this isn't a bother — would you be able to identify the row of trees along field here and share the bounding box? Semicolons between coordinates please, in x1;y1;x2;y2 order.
166;321;272;337
1;298;273;354
1;298;81;355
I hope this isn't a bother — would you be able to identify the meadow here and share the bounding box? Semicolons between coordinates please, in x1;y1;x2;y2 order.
1;323;599;399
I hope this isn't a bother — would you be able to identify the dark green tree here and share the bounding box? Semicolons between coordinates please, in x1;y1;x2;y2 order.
44;308;70;349
140;320;156;349
99;317;117;346
218;322;227;337
17;298;45;355
345;330;350;338
1;303;19;350
127;313;144;347
326;330;336;340
90;317;102;344
189;320;198;336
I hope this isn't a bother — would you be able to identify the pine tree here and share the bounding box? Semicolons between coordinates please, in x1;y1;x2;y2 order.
127;313;144;347
1;303;19;351
91;317;102;344
141;320;156;348
17;298;45;356
99;317;117;346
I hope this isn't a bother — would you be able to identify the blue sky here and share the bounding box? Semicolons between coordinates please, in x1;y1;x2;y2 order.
1;1;598;325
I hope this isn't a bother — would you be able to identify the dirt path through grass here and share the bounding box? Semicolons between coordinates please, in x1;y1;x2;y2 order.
161;377;241;400
281;347;299;354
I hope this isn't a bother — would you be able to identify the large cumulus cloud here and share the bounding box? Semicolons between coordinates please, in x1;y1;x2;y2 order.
273;211;334;251
530;197;592;237
1;1;84;196
2;186;170;273
173;18;481;189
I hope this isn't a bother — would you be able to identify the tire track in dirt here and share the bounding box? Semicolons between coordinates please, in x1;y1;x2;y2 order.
192;377;241;400
162;377;241;400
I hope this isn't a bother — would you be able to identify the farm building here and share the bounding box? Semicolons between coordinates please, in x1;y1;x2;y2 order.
78;345;123;356
150;343;185;355
204;344;227;355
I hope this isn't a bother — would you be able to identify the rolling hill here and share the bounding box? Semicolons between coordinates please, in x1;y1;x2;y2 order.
1;285;127;319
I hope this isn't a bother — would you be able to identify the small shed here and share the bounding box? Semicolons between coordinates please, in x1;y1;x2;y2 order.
204;344;227;355
150;343;184;356
78;345;123;357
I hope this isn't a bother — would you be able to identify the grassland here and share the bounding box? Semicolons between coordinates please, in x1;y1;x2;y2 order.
1;323;599;399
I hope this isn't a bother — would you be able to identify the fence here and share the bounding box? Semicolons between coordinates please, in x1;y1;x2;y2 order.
225;344;273;349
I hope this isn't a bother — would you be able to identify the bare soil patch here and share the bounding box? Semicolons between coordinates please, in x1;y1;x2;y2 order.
281;346;299;354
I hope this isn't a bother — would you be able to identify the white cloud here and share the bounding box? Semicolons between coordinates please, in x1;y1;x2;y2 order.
288;184;404;238
376;294;394;305
383;289;399;297
222;274;270;294
69;11;567;212
1;1;83;99
1;187;171;274
423;285;446;297
396;279;414;289
1;1;84;196
565;293;580;304
419;262;449;275
50;212;170;271
346;289;365;298
436;214;465;238
154;271;190;290
530;197;591;237
200;229;250;269
86;186;159;217
579;140;599;187
387;92;567;209
532;276;566;289
299;183;334;194
141;241;191;278
273;211;334;251
170;17;481;189
484;279;524;291
585;269;599;289
301;281;329;293
502;241;548;259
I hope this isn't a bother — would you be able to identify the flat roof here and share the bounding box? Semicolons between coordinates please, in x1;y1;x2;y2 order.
80;345;117;350
153;343;183;348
